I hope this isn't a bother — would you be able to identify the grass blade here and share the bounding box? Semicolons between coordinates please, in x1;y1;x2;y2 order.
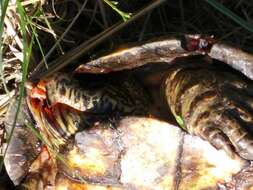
0;0;10;94
205;0;253;33
103;0;132;21
0;0;33;171
30;0;167;80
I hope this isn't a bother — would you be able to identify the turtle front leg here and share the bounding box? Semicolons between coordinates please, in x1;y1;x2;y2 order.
164;61;253;160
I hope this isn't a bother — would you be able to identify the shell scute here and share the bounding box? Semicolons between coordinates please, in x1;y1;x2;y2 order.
6;36;253;189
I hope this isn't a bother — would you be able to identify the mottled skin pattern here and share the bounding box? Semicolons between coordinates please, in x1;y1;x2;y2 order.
28;61;253;160
26;73;149;147
164;61;253;160
45;73;149;115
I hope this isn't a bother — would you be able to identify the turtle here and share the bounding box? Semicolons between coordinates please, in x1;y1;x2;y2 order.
4;34;253;189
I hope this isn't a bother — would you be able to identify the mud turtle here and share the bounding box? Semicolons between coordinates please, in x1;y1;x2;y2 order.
4;35;253;189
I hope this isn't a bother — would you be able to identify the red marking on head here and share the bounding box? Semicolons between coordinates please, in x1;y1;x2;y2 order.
29;80;48;101
31;87;46;100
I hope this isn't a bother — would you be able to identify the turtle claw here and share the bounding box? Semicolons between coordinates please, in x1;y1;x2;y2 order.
237;144;253;161
193;121;253;160
190;110;253;160
164;59;253;160
231;134;253;160
216;112;253;160
193;113;253;160
196;125;237;159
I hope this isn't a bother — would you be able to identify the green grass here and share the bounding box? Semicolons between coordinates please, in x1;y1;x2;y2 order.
0;0;10;93
205;0;253;33
0;0;34;172
103;0;132;21
25;122;88;184
1;0;253;187
0;0;139;183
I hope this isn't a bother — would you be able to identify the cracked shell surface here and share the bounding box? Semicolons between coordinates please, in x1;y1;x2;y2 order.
5;36;253;190
21;117;249;190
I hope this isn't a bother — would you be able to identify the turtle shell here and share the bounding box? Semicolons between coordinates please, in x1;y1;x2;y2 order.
4;35;253;189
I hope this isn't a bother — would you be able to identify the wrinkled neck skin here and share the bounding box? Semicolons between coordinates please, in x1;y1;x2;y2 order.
25;56;210;145
26;79;84;150
25;72;150;150
44;73;103;112
25;73;104;149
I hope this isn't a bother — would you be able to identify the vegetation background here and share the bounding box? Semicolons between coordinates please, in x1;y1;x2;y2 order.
1;0;253;188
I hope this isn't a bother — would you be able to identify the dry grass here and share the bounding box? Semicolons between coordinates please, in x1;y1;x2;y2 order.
1;0;253;187
3;0;253;87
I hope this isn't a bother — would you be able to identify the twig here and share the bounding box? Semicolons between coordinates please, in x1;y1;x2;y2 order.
29;0;167;80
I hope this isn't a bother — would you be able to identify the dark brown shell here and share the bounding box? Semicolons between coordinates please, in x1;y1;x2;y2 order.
20;117;250;190
74;35;253;80
72;35;253;160
5;35;253;189
4;97;40;185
